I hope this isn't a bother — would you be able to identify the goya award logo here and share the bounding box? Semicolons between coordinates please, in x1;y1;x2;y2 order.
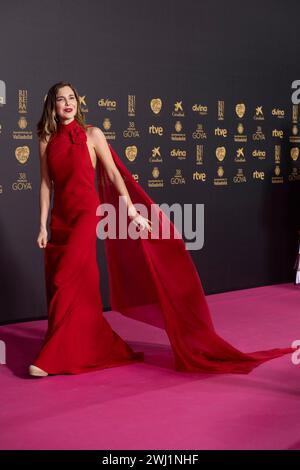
291;147;299;161
235;103;246;118
15;146;30;164
125;145;138;162
150;98;162;114
215;146;226;162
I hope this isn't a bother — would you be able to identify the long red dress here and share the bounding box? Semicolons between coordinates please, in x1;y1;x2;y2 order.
32;118;295;375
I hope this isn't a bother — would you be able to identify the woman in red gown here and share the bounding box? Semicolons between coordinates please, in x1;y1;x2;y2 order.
29;81;295;377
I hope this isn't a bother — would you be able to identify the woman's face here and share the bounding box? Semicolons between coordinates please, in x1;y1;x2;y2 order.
55;86;78;122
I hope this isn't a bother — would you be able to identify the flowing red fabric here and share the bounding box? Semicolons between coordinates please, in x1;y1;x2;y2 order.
97;142;295;374
32;118;295;375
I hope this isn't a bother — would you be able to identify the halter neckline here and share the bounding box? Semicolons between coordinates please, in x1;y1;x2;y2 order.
58;118;78;132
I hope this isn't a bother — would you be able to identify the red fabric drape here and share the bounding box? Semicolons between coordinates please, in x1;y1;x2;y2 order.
96;143;295;374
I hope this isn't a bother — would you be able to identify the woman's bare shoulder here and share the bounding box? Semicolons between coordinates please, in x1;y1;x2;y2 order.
86;125;105;141
86;124;102;132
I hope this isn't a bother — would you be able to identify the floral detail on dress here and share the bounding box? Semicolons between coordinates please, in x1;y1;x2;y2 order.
69;123;87;145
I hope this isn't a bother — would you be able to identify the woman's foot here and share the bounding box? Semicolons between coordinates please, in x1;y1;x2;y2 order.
28;364;48;377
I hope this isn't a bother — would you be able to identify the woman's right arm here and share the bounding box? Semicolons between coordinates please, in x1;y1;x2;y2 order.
37;138;52;249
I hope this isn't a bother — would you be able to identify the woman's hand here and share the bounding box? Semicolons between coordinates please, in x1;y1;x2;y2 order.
129;213;152;233
37;227;48;248
128;204;152;233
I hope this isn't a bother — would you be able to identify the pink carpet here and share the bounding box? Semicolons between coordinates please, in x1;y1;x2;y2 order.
1;283;299;450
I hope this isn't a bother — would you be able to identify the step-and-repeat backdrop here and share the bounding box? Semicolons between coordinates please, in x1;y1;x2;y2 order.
1;0;300;323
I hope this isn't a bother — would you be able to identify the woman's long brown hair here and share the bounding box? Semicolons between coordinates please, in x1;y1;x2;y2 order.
36;81;87;142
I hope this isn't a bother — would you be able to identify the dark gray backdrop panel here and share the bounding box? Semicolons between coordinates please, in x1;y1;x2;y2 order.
0;0;299;324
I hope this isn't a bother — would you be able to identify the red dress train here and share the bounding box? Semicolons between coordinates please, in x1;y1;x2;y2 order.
32;118;295;375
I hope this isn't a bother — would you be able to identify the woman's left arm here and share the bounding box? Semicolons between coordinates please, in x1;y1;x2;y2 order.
91;126;152;232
